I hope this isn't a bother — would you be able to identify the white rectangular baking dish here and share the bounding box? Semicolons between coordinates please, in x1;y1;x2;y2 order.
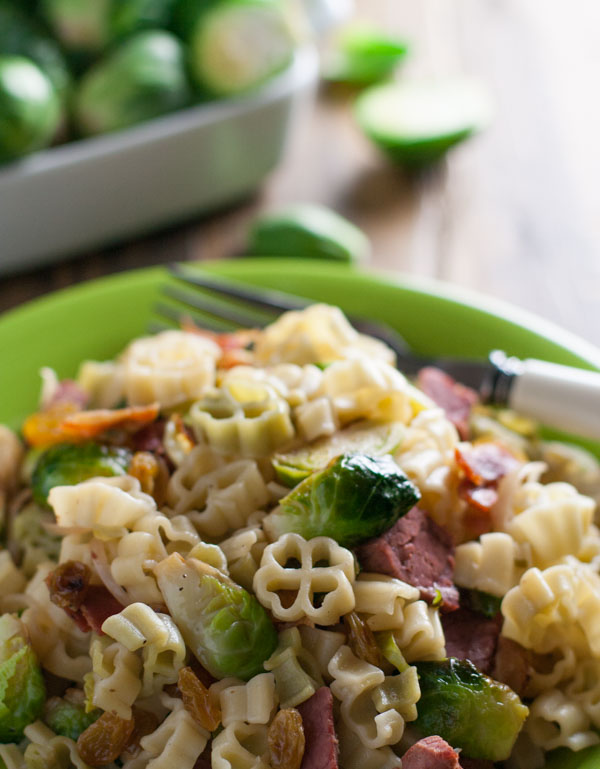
0;46;318;276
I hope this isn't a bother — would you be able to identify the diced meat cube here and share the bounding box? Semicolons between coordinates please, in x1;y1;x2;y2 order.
491;636;530;697
442;608;502;674
354;507;459;612
418;368;478;440
402;736;461;768
297;687;338;769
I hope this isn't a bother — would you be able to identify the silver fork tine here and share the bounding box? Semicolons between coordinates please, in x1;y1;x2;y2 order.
169;263;309;313
154;300;234;332
162;284;271;328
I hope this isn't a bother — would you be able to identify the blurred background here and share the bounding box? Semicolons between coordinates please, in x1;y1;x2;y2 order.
1;0;599;346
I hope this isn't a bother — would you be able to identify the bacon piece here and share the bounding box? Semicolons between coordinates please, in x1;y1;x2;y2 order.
131;418;167;454
355;507;459;612
60;403;160;440
455;442;521;537
402;736;461;768
182;322;258;368
46;562;124;633
418;367;479;440
455;443;520;486
49;380;89;409
80;585;126;633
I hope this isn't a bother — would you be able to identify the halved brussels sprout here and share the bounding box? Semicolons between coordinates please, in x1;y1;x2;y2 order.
264;453;420;548
155;554;277;680
31;442;131;506
0;614;45;742
273;420;405;486
415;658;529;761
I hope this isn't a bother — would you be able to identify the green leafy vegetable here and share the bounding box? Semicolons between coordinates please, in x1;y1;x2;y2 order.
273;420;405;486
459;588;502;618
415;658;529;761
264;453;420;548
109;0;178;41
41;0;111;54
155;554;277;680
43;696;100;740
324;24;408;86
247;204;371;264
74;30;191;136
31;442;131;506
0;614;45;742
375;630;409;673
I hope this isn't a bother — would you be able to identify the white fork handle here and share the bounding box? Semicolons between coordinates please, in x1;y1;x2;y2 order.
508;358;600;440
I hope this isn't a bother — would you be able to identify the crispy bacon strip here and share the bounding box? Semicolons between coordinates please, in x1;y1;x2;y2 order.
182;320;259;368
455;442;520;486
60;403;160;440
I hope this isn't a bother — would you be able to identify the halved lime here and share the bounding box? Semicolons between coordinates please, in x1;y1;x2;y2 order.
247;203;370;263
324;23;409;86
355;78;492;166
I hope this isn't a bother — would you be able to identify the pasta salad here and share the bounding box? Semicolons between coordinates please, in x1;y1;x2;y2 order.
1;303;600;769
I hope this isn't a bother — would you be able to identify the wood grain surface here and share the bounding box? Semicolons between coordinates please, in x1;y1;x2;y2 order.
1;0;599;345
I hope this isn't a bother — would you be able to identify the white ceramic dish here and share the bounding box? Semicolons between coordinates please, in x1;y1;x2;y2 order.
0;46;318;276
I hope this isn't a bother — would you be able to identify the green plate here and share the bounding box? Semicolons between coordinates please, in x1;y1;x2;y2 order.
2;259;600;429
1;258;600;766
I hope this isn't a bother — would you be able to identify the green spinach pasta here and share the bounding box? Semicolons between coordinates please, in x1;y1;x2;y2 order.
0;304;599;769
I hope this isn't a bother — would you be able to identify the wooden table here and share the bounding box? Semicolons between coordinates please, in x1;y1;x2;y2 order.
2;0;599;346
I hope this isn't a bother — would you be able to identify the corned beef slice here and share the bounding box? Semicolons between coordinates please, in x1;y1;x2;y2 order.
79;585;125;633
417;367;478;440
297;687;338;769
355;507;459;612
402;736;460;768
441;608;502;674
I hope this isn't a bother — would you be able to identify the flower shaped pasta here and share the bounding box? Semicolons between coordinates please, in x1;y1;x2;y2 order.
253;533;356;624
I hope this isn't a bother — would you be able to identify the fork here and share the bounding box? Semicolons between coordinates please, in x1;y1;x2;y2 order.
152;264;600;441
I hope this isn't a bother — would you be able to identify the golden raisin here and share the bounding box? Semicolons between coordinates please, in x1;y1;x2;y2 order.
268;708;305;769
77;711;135;767
122;707;160;759
45;561;91;613
129;451;160;494
344;611;381;667
178;666;221;731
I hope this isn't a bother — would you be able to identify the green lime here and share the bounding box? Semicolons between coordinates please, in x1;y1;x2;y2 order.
324;23;408;86
248;203;370;263
356;78;492;166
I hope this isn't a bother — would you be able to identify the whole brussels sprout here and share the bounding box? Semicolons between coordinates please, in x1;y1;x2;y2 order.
264;453;420;548
415;658;529;761
31;442;131;506
0;2;71;98
155;553;277;680
0;56;61;164
110;0;179;41
0;614;45;742
74;30;191;136
40;0;112;54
